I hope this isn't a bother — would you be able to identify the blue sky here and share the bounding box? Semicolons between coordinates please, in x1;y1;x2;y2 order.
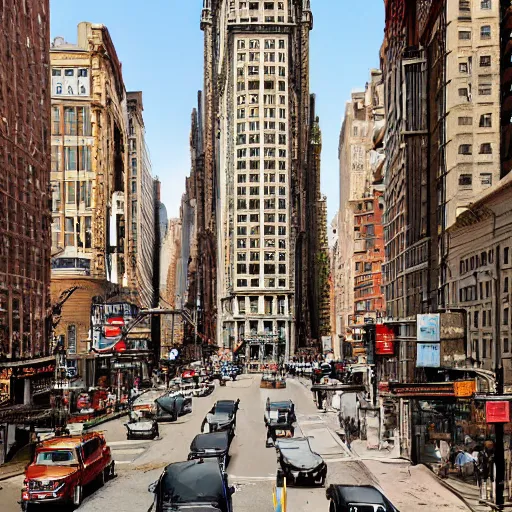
50;1;384;221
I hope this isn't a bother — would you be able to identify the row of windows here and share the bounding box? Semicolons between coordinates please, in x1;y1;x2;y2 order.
236;278;287;288
237;161;286;171
459;0;492;12
237;107;287;119
459;247;512;274
237;147;287;158
238;213;286;223
236;198;286;209
237;295;287;315
51;146;91;172
237;52;286;63
458;172;493;187
237;238;287;249
237;66;286;77
236;134;287;145
52;215;92;249
458;25;493;41
237;80;286;92
237;95;286;106
51;106;91;136
236;186;287;196
458;113;492;127
457;143;493;155
238;1;286;10
459;56;492;73
237;173;286;183
237;38;285;50
237;251;286;262
236;225;287;236
236;263;287;274
457;84;492;97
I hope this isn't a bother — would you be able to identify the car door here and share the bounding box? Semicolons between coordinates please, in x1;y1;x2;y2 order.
82;438;101;485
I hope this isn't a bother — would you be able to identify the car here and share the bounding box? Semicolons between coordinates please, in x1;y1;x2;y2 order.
325;484;399;512
188;431;230;470
275;437;327;486
148;458;235;512
264;399;296;447
21;432;115;510
155;393;193;422
201;400;240;436
125;411;159;440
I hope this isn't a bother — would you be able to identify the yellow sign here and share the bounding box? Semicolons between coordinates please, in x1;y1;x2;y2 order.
454;380;476;397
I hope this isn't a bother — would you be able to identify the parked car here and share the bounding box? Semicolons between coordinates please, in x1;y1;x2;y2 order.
201;400;240;437
148;459;235;512
325;484;399;512
275;437;327;486
125;411;159;440
264;399;296;447
155;393;192;422
21;433;115;510
188;431;230;470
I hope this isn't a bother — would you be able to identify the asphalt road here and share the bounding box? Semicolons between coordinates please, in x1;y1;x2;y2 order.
0;375;470;511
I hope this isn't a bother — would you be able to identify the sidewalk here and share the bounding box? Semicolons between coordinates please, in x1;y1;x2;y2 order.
0;461;26;482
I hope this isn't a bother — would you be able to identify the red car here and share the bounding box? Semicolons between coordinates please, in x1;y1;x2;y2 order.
21;432;114;510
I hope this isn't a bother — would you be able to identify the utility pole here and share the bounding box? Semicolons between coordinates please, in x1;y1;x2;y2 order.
494;245;504;509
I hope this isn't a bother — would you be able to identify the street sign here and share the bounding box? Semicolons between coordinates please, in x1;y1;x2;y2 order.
486;401;510;423
417;314;440;342
454;380;476;398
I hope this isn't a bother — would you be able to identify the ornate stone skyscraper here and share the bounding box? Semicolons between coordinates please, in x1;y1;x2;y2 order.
200;1;322;360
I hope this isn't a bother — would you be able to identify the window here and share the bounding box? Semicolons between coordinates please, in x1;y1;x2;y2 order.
459;174;472;187
79;146;91;171
505;247;510;265
480;55;491;67
504;308;509;325
64;147;77;171
459;62;468;73
481;0;491;8
459;116;473;126
459;31;471;40
479;143;492;154
481;26;491;39
51;107;61;135
479;113;492;127
237;279;248;287
459;144;472;155
479;84;492;95
249;40;260;49
474;311;479;328
64;217;75;247
51;146;62;172
505;278;509;293
480;173;492;186
238;40;246;50
458;88;468;98
505;338;510;354
459;0;470;10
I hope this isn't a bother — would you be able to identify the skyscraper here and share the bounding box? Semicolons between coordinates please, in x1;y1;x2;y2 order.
200;0;321;360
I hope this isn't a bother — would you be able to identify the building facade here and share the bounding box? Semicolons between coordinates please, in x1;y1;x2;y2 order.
0;0;52;404
127;92;156;309
200;0;322;361
49;23;130;372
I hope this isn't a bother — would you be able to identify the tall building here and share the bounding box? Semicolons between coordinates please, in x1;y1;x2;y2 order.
334;71;386;359
200;0;322;361
0;0;52;404
49;23;130;378
127;92;156;308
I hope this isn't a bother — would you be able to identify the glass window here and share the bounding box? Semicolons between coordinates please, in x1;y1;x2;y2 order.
480;26;491;39
51;146;62;172
52;107;61;135
64;107;77;135
459;31;471;40
64;147;77;171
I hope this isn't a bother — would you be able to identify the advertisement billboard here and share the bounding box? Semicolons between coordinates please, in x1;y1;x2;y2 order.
321;336;332;353
417;314;440;342
416;343;441;368
486;401;511;423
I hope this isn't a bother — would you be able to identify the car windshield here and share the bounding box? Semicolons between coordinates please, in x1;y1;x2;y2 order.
36;450;77;465
269;401;291;410
161;463;223;504
215;403;234;414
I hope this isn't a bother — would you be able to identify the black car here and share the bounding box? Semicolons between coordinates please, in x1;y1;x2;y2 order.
264;398;296;446
326;485;399;512
201;400;240;436
188;431;230;470
148;459;235;512
125;414;159;440
275;437;327;486
155;393;192;422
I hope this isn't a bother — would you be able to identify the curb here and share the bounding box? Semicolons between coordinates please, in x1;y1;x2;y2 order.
430;470;486;512
0;467;26;482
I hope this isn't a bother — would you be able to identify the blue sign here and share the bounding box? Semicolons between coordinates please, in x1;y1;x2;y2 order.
417;314;441;342
417;343;441;368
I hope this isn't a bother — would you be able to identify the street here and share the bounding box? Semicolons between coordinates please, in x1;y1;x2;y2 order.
0;376;471;511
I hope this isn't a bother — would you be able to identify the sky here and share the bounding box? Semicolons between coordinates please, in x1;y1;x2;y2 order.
50;1;384;222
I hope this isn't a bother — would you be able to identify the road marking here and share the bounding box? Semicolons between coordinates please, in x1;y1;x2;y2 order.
114;460;134;465
109;440;151;447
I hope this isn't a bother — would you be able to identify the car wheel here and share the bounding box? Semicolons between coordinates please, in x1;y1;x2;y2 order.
21;502;35;512
109;461;116;479
73;484;82;508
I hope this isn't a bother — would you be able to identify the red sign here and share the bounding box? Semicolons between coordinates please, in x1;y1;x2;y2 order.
107;316;125;326
486;401;510;423
376;325;395;355
104;326;122;338
113;340;127;353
